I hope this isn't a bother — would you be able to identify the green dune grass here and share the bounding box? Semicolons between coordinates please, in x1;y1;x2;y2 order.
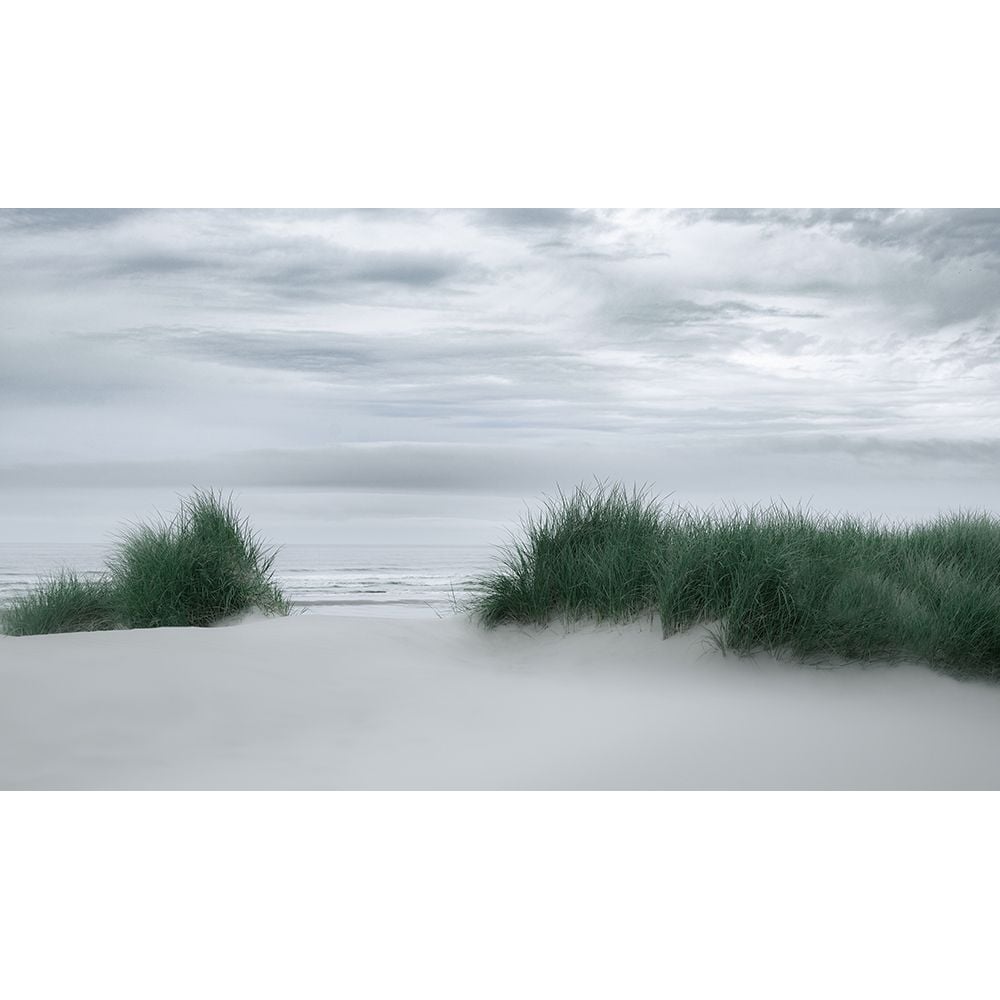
2;490;291;636
468;482;1000;683
0;572;119;637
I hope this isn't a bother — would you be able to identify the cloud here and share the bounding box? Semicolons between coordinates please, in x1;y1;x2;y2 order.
612;297;825;327
777;433;1000;471
96;241;476;303
3;207;1000;518
0;208;146;231
677;208;1000;264
0;211;483;318
125;328;383;374
0;443;599;492
102;252;213;277
474;208;596;230
5;431;999;503
347;252;465;286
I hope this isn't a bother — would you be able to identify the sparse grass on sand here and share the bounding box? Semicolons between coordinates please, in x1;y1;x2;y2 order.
2;491;291;635
468;482;1000;683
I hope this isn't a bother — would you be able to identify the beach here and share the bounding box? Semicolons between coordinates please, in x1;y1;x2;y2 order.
3;612;1000;790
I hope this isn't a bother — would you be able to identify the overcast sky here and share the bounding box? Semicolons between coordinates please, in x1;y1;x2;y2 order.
2;207;999;543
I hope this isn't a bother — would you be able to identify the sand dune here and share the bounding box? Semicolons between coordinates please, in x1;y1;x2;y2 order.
2;613;1000;789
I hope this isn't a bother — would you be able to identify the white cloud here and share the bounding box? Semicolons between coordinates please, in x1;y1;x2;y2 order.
2;207;999;539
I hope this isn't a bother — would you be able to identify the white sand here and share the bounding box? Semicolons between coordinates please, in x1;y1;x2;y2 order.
2;613;1000;789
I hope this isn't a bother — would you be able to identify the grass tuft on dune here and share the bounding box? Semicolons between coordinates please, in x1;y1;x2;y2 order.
468;481;1000;683
0;572;119;637
106;491;290;628
1;490;291;635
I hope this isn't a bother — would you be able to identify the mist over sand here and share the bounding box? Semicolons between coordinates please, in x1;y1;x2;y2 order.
3;613;1000;790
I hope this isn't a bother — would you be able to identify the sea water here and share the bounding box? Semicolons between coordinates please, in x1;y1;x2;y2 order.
0;542;501;620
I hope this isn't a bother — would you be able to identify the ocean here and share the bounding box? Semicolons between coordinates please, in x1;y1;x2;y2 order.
0;542;502;620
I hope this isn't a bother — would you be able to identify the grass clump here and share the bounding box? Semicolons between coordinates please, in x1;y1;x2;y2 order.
468;482;1000;684
1;573;117;636
472;482;665;627
107;491;291;628
1;490;291;636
